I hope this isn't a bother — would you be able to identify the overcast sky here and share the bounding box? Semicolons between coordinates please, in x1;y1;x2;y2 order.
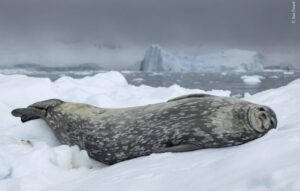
0;0;299;68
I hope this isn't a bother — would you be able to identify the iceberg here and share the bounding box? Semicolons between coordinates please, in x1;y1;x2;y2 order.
140;45;264;73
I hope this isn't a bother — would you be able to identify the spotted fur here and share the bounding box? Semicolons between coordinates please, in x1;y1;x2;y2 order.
12;94;277;165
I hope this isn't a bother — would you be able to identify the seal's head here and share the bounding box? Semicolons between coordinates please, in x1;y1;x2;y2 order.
248;105;277;133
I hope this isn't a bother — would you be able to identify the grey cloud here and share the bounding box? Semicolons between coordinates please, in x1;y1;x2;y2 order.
0;0;299;68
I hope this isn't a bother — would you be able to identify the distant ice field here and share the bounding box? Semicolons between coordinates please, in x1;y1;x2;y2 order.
0;67;297;97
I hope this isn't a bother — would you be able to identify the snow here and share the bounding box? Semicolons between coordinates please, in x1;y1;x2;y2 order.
241;75;265;85
0;71;300;191
140;45;264;73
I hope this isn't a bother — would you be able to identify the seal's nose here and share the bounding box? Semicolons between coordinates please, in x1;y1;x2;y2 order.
259;112;267;120
258;112;270;130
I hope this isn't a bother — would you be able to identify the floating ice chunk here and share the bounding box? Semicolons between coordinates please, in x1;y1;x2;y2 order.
284;71;295;75
132;78;145;83
241;75;265;85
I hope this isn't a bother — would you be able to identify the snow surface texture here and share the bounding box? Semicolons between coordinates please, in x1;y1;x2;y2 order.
140;45;264;73
241;75;265;85
0;71;300;191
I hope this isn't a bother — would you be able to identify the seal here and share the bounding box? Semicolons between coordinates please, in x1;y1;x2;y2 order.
11;94;277;165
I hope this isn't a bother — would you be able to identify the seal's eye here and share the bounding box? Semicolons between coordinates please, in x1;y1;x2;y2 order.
270;120;274;126
258;107;265;111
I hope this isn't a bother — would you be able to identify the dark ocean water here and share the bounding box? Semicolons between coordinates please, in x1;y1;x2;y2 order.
1;68;299;97
122;71;300;97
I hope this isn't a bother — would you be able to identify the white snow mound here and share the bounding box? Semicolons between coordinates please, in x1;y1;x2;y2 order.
0;71;299;191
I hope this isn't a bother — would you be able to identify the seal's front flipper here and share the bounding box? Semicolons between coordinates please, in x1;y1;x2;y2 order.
167;94;215;102
11;107;45;122
154;143;200;153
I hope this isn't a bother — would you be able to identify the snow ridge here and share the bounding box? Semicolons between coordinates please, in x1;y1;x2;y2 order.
1;72;300;191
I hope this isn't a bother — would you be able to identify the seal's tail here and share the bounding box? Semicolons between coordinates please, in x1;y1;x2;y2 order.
11;99;63;123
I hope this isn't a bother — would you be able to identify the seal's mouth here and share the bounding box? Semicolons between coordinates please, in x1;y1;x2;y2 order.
248;106;277;133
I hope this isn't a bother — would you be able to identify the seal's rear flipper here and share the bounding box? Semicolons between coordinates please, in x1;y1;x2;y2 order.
11;107;45;122
11;99;64;123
